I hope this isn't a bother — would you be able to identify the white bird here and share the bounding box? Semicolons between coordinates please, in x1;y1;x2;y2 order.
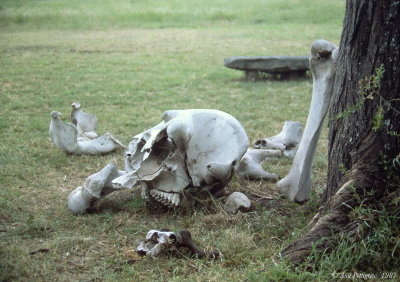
70;102;98;140
49;111;126;155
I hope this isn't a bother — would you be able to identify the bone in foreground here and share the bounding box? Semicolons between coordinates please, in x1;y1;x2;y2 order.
277;40;338;202
49;111;126;155
70;102;98;140
236;148;282;181
254;121;303;158
136;229;219;259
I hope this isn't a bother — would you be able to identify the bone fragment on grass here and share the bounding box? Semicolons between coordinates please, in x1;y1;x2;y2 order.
136;229;219;259
68;163;125;215
223;192;251;214
236;148;282;181
49;109;126;155
254;120;303;159
70;102;98;140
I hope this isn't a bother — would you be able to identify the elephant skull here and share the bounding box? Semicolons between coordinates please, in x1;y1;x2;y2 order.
112;109;249;207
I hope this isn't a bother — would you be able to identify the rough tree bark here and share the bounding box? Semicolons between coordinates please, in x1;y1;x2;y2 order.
281;0;400;264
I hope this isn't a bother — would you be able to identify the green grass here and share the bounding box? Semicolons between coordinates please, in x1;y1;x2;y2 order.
0;0;344;31
2;0;385;280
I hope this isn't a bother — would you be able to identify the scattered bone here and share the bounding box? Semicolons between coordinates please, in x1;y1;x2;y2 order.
67;109;247;214
136;229;219;259
68;163;125;215
112;109;249;207
254;121;303;158
237;148;282;181
223;192;251;214
49;111;126;155
49;111;80;154
77;133;126;155
136;230;176;258
70;102;98;140
277;40;338;202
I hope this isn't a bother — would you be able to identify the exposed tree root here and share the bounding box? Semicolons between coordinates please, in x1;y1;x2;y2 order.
280;179;365;264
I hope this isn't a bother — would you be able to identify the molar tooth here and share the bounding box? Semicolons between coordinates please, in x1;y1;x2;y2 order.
162;193;168;200
149;189;180;207
172;194;180;206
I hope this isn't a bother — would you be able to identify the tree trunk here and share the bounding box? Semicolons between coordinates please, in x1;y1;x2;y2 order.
281;0;400;264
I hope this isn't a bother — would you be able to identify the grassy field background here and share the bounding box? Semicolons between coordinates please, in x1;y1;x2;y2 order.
1;1;346;281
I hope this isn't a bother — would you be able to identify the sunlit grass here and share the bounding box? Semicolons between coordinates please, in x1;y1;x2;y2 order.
0;0;344;30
